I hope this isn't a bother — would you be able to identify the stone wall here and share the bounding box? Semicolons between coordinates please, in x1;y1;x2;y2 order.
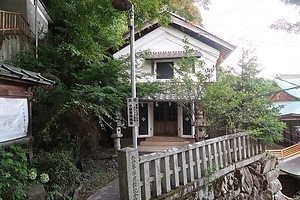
211;155;283;200
156;154;283;200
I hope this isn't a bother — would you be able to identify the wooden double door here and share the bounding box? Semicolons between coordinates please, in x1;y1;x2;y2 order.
154;102;178;136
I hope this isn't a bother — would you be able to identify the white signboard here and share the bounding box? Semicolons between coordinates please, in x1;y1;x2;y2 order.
0;98;28;142
127;98;139;127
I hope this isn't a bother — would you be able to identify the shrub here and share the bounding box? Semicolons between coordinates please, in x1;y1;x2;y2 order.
32;151;80;199
0;146;28;200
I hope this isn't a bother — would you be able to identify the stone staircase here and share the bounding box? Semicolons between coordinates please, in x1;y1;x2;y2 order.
138;136;194;153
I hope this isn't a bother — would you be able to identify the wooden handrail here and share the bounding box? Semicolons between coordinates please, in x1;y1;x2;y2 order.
0;10;30;37
124;132;266;199
267;143;300;160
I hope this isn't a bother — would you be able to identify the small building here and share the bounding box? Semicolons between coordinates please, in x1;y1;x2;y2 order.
0;0;53;61
0;63;54;157
114;13;235;146
270;74;300;145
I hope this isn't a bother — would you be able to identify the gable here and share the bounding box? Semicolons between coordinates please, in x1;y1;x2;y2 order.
114;26;220;63
270;91;296;102
274;76;300;100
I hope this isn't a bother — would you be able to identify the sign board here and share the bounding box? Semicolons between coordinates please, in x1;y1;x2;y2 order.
127;98;139;127
0;98;28;142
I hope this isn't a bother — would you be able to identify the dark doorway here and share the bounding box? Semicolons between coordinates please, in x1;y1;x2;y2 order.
139;103;148;135
154;102;177;136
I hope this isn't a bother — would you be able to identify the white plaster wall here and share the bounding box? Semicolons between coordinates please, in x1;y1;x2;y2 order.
114;26;220;82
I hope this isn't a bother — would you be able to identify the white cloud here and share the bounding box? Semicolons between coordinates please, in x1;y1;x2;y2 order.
199;0;300;79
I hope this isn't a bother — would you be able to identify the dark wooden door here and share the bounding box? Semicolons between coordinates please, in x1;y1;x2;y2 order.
139;103;148;135
154;102;177;136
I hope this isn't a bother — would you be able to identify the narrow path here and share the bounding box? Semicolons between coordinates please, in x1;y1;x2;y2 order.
87;178;120;200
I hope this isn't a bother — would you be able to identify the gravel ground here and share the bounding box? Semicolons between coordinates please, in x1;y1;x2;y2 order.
74;148;119;200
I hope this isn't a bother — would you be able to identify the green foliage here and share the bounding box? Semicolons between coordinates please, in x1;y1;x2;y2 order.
168;0;203;26
165;36;213;141
202;49;285;143
8;0;211;153
0;146;28;200
32;151;80;199
71;84;126;128
0;146;53;199
168;36;212;101
203;164;218;189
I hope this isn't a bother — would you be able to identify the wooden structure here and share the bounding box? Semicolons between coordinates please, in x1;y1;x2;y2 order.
0;63;54;158
0;0;53;61
0;10;30;38
114;13;235;141
118;132;266;200
270;75;300;145
267;142;300;160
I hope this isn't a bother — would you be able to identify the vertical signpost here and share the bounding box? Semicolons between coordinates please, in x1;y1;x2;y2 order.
112;0;139;149
127;98;139;127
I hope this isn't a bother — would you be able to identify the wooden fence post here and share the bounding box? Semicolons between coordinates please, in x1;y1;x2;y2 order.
117;147;141;200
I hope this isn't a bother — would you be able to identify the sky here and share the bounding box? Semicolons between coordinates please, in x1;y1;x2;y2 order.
199;0;300;79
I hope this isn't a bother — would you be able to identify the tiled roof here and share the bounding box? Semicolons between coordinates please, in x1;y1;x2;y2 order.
145;50;202;59
141;93;182;101
0;63;55;86
273;101;300;116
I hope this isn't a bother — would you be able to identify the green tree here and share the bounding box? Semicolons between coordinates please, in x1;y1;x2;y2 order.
169;0;204;26
10;0;211;152
271;0;300;33
202;49;285;144
162;37;213;141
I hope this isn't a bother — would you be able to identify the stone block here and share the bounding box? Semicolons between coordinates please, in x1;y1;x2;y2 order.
252;174;260;189
267;179;282;195
240;167;253;194
251;187;260;199
265;168;280;183
262;158;277;174
250;162;261;173
25;184;45;200
274;191;284;200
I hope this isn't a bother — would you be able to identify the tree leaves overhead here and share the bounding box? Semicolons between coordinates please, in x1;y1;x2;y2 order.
10;0;211;150
270;20;300;34
168;0;203;26
271;0;300;33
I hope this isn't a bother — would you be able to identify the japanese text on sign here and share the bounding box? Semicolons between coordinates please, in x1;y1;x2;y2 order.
127;98;139;127
0;98;28;142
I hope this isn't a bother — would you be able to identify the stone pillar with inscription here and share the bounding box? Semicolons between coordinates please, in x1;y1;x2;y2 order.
117;147;141;200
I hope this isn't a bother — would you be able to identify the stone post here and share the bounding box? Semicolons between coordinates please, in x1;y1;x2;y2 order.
111;126;123;152
117;147;141;200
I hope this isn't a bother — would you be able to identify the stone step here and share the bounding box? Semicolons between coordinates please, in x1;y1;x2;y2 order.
145;136;190;142
138;145;175;153
139;140;190;147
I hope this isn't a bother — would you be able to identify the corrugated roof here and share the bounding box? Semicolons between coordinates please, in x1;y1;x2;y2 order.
0;63;55;86
274;101;300;116
278;154;300;177
275;77;300;99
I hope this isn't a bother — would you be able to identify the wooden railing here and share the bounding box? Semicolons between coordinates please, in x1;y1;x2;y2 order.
267;142;300;160
118;132;266;200
0;10;30;37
